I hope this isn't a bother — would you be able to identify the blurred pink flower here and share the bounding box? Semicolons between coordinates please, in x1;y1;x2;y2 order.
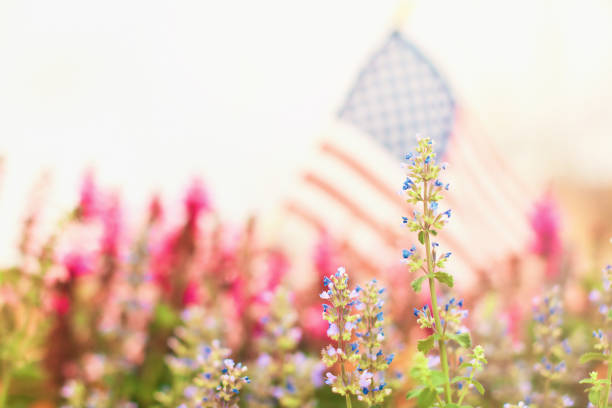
529;193;563;279
78;171;100;220
302;304;328;341
182;279;200;306
228;276;247;318
503;301;524;345
184;179;210;225
63;251;93;279
148;194;164;224
51;294;71;316
264;250;288;292
100;194;122;257
313;231;336;279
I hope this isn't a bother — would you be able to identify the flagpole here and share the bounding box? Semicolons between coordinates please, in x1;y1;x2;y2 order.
390;0;414;31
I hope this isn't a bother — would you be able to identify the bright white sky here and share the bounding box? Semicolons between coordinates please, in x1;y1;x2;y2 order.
1;0;612;262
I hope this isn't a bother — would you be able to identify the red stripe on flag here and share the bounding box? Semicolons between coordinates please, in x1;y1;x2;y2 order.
317;143;486;268
302;172;398;247
300;172;482;271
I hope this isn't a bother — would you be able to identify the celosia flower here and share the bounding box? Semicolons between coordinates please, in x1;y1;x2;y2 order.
63;251;93;279
529;192;563;279
184;179;210;225
78;171;100;220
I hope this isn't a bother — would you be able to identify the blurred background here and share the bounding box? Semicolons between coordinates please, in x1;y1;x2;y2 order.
1;0;612;264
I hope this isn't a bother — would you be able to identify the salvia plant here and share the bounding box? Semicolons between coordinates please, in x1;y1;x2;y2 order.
401;137;487;407
320;267;394;407
580;264;612;408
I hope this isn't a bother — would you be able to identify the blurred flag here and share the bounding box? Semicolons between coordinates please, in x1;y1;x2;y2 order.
279;31;535;289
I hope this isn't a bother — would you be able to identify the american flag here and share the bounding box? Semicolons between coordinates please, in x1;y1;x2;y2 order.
278;31;536;290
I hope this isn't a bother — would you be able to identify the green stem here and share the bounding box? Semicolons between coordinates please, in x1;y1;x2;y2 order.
0;369;12;408
457;370;474;405
345;393;353;408
423;181;452;404
603;352;612;408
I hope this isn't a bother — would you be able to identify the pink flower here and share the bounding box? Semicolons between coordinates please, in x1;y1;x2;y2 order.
148;194;163;223
51;294;71;316
63;251;93;279
530;192;563;279
265;250;288;291
302;305;328;340
313;231;336;279
182;280;200;306
78;171;100;220
100;194;122;257
184;179;210;225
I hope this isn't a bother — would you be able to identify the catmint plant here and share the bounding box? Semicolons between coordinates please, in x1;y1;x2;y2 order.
320;267;361;407
580;264;612;408
402;137;487;407
529;286;573;407
353;279;394;406
154;307;248;407
320;267;394;407
503;287;573;408
250;287;320;408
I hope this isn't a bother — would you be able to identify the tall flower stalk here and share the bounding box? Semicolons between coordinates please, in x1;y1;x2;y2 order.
403;138;486;407
320;267;359;408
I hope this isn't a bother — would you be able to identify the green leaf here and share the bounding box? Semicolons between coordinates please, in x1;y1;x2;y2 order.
429;370;446;387
417;387;436;408
588;388;601;406
412;276;427;292
406;387;424;400
418;231;425;245
430;230;437;236
417;334;436;354
471;379;485;395
451;376;469;384
448;332;472;349
580;352;607;364
433;272;453;287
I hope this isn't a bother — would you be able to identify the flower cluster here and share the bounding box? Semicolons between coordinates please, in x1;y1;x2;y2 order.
531;287;570;381
320;267;394;407
155;334;248;408
320;267;360;399
505;287;573;408
353;279;394;406
402;137;487;407
249;287;320;408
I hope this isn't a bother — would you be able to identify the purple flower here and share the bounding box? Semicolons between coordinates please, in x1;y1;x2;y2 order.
325;372;337;385
345;321;356;332
311;362;326;387
326;345;337;357
359;371;374;388
327;323;339;338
